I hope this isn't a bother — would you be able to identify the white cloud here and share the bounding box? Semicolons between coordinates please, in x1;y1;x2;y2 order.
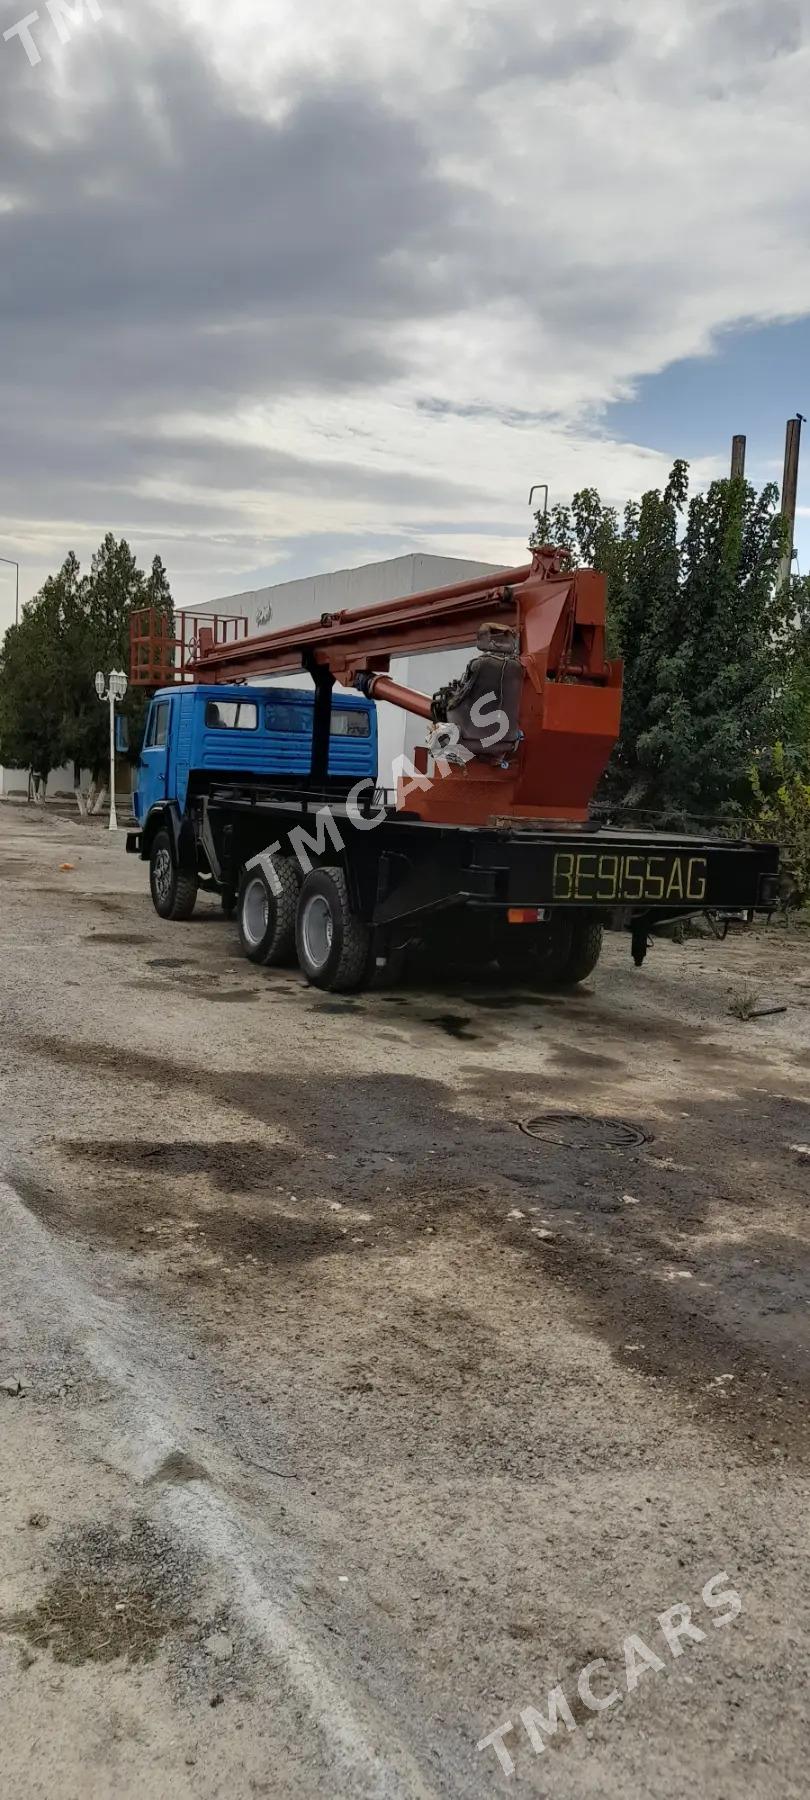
0;0;808;613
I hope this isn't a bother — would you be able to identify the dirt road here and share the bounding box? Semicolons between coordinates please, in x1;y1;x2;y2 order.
1;805;808;1798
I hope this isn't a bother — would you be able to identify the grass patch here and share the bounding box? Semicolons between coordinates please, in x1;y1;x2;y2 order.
0;1518;193;1666
728;986;759;1021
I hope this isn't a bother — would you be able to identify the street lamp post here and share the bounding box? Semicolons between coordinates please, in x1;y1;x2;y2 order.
0;557;19;626
95;669;128;832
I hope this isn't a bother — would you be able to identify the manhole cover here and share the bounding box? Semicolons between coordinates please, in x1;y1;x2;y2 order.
518;1113;651;1151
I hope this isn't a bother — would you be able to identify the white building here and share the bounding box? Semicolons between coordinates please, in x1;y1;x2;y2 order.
198;551;502;787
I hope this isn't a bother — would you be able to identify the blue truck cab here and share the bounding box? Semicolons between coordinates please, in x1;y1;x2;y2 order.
133;682;377;827
128;682;378;920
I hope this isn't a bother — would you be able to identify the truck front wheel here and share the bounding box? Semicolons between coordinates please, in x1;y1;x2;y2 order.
295;867;371;992
237;858;299;965
149;827;198;922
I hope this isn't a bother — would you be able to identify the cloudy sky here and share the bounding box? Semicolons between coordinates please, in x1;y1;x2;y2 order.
0;0;808;632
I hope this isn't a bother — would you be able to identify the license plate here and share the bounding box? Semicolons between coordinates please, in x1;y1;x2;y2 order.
551;848;709;905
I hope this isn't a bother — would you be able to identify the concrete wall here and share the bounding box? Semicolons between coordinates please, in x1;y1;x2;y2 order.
0;762;78;799
201;552;501;788
0;763;120;802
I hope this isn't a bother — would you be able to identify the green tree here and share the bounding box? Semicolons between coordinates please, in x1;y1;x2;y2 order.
60;534;150;784
750;746;810;906
637;474;787;813
611;463;688;802
535;464;792;819
0;554;82;792
0;537;173;806
780;574;810;773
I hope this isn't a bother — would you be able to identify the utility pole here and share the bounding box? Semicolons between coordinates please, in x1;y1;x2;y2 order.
730;435;747;480
779;413;804;592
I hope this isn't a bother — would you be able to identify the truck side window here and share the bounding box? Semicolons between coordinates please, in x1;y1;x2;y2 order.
331;710;371;738
264;703;370;736
265;703;309;734
205;701;258;730
147;700;170;748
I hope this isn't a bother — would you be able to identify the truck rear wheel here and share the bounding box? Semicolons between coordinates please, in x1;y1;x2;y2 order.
497;915;573;984
295;867;371;992
237;858;299;965
149;827;198;922
560;918;604;985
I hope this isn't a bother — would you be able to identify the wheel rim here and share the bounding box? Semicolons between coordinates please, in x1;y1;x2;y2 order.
153;846;173;904
242;875;269;948
302;893;334;969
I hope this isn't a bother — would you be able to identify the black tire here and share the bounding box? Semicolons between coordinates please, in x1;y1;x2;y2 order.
560;919;604;986
497;915;573;984
295;866;371;992
149;827;198;921
237;857;300;965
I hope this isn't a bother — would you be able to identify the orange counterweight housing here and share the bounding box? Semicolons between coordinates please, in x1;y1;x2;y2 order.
399;554;622;825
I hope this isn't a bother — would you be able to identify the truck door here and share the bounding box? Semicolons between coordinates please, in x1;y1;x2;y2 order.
137;695;172;819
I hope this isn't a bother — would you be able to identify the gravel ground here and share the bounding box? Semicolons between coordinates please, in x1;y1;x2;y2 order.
1;804;809;1799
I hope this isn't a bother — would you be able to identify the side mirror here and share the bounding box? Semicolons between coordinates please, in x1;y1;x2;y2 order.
115;716;130;754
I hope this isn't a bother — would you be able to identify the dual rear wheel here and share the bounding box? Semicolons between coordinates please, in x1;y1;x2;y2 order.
238;857;300;967
148;829;371;993
149;827;604;994
236;865;603;992
496;914;603;987
236;859;604;993
237;860;371;993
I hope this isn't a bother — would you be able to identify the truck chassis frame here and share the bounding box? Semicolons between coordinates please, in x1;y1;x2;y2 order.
128;776;781;987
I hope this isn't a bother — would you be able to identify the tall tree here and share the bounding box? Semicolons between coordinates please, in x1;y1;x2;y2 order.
642;475;787;811
535;464;791;818
0;554;81;792
781;573;810;772
0;537;173;807
60;534;149;784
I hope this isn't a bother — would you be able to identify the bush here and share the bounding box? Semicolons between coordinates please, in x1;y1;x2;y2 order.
750;747;810;908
